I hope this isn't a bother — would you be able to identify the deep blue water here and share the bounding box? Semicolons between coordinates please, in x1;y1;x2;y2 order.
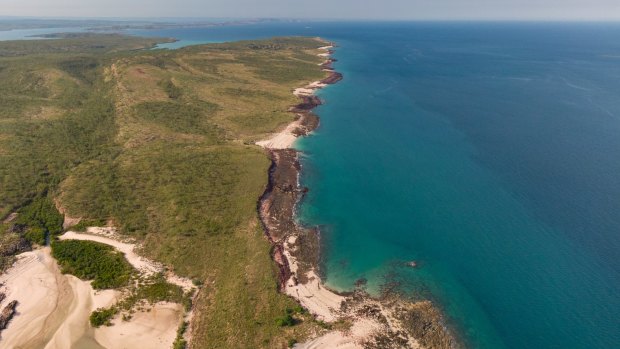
68;22;620;348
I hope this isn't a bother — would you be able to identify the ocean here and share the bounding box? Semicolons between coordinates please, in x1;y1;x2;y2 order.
14;21;620;348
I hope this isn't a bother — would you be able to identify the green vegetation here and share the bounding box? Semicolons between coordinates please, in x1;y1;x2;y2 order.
276;306;306;327
159;78;182;99
133;100;221;137
51;239;134;289
121;273;186;307
14;196;63;244
90;307;118;327
276;313;296;327
0;34;329;348
68;218;107;232
173;321;189;349
87;274;190;330
0;33;170;57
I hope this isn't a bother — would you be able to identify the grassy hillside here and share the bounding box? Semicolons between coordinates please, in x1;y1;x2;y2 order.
0;34;328;348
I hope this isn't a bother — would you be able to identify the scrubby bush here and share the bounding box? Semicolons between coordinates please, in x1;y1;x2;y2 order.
136;274;184;303
172;321;189;349
23;226;46;245
16;197;63;244
51;239;134;289
159;78;182;99
275;313;295;327
90;307;117;327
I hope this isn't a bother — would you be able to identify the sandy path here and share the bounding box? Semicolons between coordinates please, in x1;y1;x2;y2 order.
60;230;159;275
60;229;194;291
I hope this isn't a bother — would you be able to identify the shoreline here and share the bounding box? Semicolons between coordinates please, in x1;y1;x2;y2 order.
257;40;457;349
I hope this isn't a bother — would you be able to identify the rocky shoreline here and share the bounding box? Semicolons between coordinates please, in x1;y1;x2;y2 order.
258;71;336;290
257;41;457;349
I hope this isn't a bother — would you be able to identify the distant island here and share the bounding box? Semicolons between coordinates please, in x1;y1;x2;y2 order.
0;17;289;33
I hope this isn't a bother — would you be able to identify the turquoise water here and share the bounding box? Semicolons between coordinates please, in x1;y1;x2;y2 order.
0;27;86;41
81;22;620;348
297;23;620;349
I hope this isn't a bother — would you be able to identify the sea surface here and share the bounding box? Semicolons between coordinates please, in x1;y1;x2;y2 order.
0;26;86;40
12;21;620;348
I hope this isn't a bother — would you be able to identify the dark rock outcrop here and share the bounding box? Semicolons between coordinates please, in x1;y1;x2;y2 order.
320;71;343;85
0;233;31;257
0;300;18;331
258;46;343;290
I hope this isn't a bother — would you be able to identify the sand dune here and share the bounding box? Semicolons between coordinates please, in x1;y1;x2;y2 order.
95;302;182;349
0;230;188;349
0;248;70;348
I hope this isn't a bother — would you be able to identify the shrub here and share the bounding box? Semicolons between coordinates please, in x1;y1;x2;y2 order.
159;78;182;99
182;291;193;312
173;321;189;349
23;226;46;245
51;240;134;289
173;338;187;349
137;274;184;303
275;313;295;327
90;307;117;327
315;320;332;330
16;197;64;244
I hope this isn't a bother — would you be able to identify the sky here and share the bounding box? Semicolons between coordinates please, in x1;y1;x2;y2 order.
1;0;620;21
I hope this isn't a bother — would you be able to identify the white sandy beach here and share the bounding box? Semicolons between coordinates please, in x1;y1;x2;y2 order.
255;117;306;149
255;45;333;150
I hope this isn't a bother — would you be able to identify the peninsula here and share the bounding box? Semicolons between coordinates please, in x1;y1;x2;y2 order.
0;33;454;349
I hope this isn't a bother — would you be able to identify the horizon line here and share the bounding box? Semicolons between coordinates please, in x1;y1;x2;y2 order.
1;15;620;23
